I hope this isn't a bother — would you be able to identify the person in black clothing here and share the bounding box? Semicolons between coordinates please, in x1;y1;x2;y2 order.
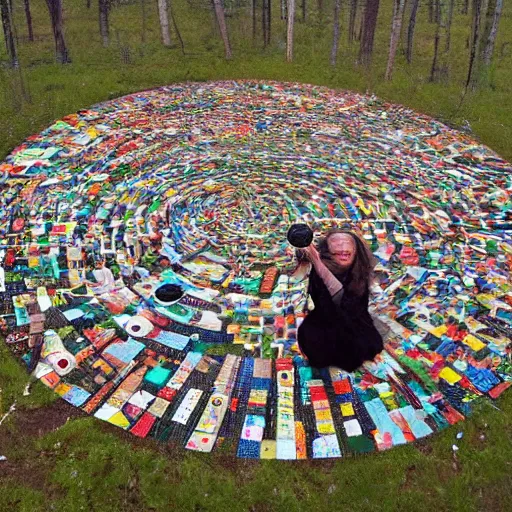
297;229;383;372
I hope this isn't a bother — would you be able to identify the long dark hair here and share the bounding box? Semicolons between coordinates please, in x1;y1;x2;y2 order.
317;229;376;296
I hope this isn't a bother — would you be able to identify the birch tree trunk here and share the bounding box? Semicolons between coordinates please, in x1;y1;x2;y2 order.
359;0;380;67
157;0;171;47
267;0;271;43
212;0;232;59
1;0;18;67
330;0;342;66
262;0;271;47
385;0;405;80
348;0;358;43
23;0;34;41
445;0;454;52
476;0;503;87
99;0;110;47
466;0;488;90
45;0;71;63
406;0;420;63
482;0;503;65
430;0;450;82
286;0;295;62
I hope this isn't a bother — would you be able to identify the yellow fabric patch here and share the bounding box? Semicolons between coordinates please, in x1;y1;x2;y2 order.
430;325;448;337
317;421;336;435
315;409;333;422
260;440;277;459
340;402;355;416
439;367;462;385
108;411;131;429
462;334;486;352
54;383;72;396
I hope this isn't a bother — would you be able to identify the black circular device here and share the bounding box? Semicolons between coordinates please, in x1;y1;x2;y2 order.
287;223;313;248
154;283;184;305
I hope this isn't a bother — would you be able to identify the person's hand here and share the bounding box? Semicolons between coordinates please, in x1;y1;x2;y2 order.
302;245;321;264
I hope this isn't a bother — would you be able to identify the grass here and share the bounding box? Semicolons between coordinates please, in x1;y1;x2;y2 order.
1;1;511;510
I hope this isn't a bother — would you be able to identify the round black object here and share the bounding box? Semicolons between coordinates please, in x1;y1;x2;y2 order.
154;283;184;304
287;223;314;248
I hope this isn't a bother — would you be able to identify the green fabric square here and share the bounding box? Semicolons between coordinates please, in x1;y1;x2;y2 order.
144;366;172;387
346;435;375;454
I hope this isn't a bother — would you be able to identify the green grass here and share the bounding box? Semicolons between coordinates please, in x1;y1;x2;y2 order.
1;1;511;510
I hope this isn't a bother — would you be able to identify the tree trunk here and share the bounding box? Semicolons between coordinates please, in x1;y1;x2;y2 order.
430;0;450;82
406;0;420;63
461;0;469;14
99;0;110;47
445;0;454;52
169;0;185;54
359;0;380;67
262;0;267;44
330;0;342;66
212;0;232;59
87;0;91;8
482;0;503;65
475;0;503;87
286;0;295;62
1;0;18;67
23;0;34;42
157;0;171;47
348;0;358;43
267;0;271;43
428;0;434;21
281;0;286;19
385;0;406;80
45;0;71;63
466;0;488;91
302;0;306;21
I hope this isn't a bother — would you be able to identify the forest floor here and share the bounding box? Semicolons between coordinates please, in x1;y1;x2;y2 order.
1;1;512;511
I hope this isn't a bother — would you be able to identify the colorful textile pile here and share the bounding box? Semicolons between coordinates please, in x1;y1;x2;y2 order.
1;81;511;459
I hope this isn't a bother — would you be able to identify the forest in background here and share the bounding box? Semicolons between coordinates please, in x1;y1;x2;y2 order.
0;0;511;160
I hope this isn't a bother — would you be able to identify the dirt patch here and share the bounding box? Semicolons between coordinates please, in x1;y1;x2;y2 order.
9;400;85;439
0;400;84;490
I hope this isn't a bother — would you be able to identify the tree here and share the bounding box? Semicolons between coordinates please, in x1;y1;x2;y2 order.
481;0;503;65
445;0;454;52
348;0;358;43
465;0;488;90
99;0;110;47
212;0;232;59
359;0;380;67
23;0;34;42
330;0;342;66
430;0;450;82
45;0;71;63
157;0;171;46
385;0;406;80
262;0;271;47
406;0;420;63
1;0;18;67
286;0;295;62
474;0;503;87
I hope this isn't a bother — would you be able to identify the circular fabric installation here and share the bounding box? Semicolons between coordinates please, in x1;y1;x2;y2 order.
1;81;511;459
